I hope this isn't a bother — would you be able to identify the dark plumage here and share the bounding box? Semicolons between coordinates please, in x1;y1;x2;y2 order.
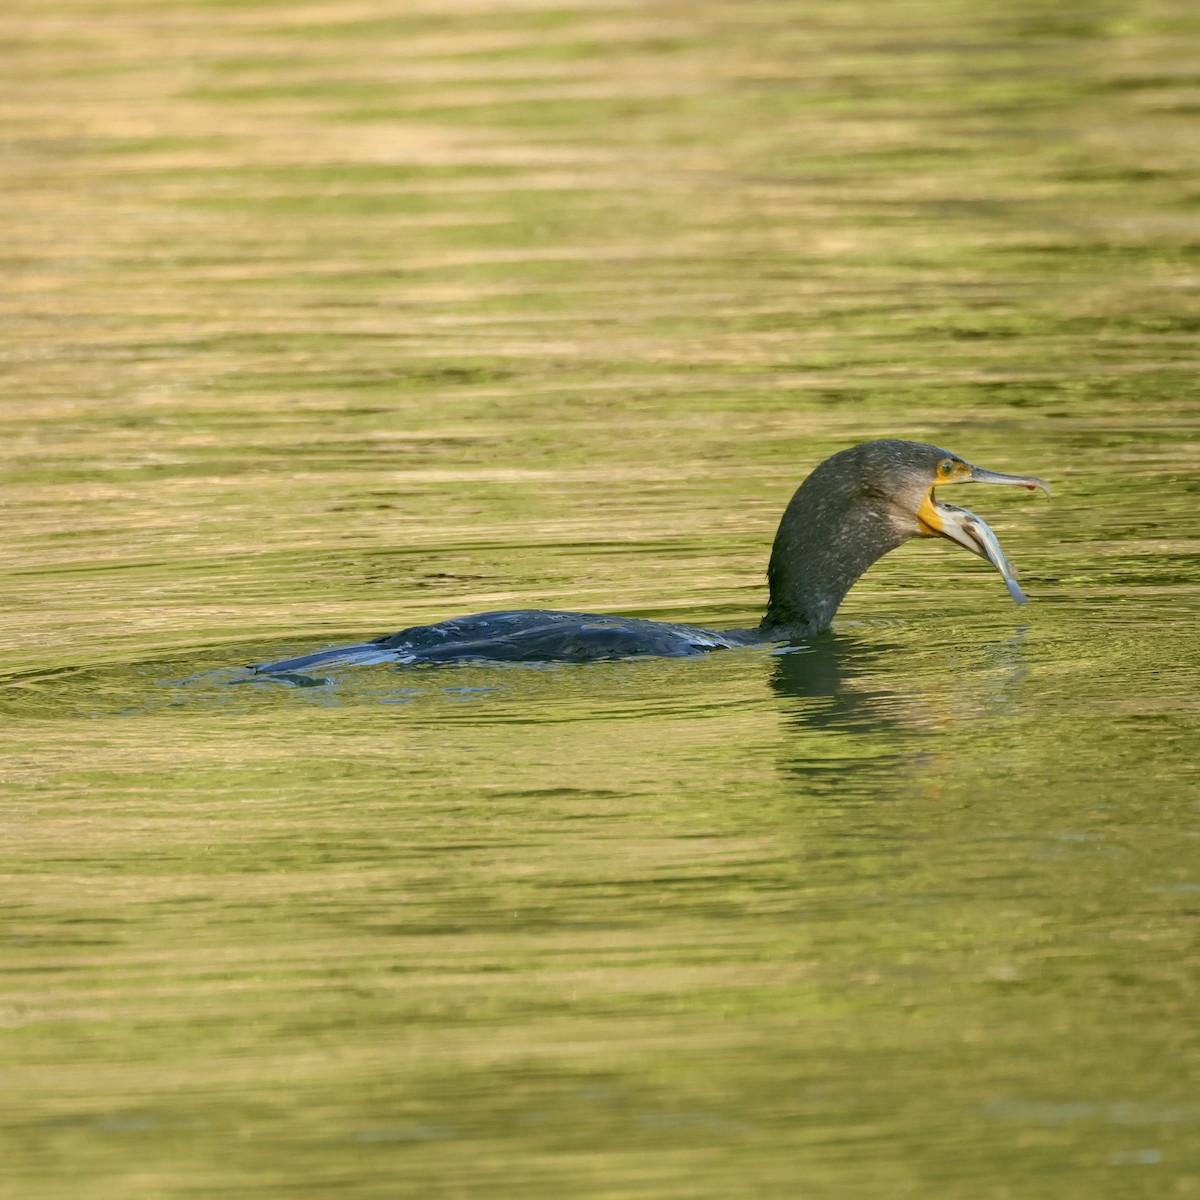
253;439;1048;676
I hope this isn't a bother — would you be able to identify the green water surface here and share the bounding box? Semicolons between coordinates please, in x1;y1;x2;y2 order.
2;1;1199;1196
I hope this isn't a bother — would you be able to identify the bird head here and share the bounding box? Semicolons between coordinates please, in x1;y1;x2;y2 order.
867;441;1051;603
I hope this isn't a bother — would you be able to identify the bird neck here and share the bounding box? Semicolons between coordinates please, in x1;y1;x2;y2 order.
758;471;908;640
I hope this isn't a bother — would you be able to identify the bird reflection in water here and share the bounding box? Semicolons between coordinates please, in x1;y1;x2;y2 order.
768;627;1034;799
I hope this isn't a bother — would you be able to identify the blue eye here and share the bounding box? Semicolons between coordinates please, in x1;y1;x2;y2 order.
938;459;955;477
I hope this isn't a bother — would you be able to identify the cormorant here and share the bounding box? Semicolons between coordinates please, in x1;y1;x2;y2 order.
252;439;1049;674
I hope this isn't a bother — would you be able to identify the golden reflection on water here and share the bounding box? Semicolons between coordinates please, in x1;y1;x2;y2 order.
3;0;1200;1196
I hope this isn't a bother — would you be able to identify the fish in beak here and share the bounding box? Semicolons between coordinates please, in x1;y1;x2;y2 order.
916;463;1051;604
